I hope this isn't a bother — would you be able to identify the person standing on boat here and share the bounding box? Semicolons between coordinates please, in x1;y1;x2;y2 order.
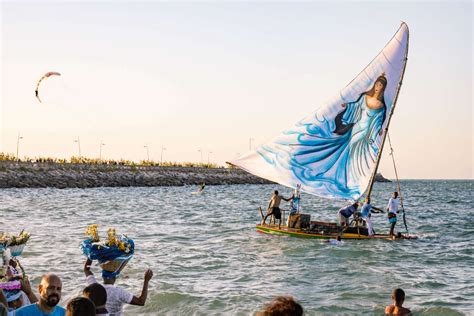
338;202;359;226
361;197;383;236
262;190;293;228
386;191;400;236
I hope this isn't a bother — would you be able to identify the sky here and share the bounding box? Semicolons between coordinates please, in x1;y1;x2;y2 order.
0;1;472;179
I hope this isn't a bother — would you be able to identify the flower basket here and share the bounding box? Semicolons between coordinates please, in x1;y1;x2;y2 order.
0;280;21;291
8;244;26;257
100;257;131;275
0;235;9;253
81;225;135;278
4;230;30;257
100;259;124;272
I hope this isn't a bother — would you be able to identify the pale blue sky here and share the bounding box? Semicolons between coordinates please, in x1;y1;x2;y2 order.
1;1;472;178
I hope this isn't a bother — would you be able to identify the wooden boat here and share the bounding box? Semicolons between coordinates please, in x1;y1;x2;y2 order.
256;207;391;240
256;224;390;240
230;23;410;240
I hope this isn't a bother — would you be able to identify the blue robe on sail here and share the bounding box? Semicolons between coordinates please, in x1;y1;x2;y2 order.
258;93;386;199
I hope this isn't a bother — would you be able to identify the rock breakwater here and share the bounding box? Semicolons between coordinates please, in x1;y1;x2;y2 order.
0;162;272;189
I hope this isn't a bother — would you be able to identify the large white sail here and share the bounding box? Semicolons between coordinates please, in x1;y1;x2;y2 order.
231;23;409;200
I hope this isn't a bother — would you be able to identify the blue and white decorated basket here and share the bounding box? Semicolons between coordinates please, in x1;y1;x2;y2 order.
8;244;26;257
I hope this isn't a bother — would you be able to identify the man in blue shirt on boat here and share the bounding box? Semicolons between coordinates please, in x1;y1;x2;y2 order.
361;197;383;236
338;202;359;226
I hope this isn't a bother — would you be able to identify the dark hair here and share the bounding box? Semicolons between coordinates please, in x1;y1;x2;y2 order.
337;236;342;241
352;202;359;208
66;297;96;316
83;283;107;307
262;296;303;316
393;191;398;198
334;74;387;135
365;75;388;102
274;190;279;195
392;288;405;304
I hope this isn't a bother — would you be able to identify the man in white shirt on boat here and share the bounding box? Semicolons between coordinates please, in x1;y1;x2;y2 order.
386;191;400;236
360;197;383;236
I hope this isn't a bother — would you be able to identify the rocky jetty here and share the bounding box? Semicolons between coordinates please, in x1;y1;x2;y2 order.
0;161;272;189
0;161;391;189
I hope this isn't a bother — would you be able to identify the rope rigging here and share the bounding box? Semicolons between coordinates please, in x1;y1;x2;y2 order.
387;132;408;233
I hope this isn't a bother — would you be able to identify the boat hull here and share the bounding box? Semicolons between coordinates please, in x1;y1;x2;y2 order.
256;224;390;240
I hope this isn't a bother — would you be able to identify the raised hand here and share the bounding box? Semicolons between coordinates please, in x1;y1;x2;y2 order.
144;269;153;282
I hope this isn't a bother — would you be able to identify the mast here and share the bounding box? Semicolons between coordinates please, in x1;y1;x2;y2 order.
366;22;409;200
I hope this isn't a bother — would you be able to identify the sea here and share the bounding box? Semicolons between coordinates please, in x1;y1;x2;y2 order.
0;180;472;315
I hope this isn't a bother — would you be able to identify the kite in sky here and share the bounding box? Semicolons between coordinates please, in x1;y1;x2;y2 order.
35;71;61;103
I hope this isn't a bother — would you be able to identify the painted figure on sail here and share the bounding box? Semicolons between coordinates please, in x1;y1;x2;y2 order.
258;74;389;199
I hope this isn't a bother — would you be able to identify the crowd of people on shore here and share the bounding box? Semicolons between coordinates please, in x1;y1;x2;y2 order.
0;277;412;315
0;245;412;315
0;251;154;316
0;271;411;316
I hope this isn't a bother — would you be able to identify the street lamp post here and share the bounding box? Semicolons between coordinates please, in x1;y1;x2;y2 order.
198;148;203;164
99;141;105;160
144;144;150;161
16;133;23;161
249;137;254;150
208;151;213;164
160;146;166;164
74;137;81;157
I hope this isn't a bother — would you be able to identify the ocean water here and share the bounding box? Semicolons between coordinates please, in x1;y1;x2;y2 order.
0;180;472;315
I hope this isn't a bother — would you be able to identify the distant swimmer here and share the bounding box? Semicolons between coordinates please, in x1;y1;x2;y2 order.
391;232;418;240
262;190;293;229
338;202;359;227
386;191;400;236
192;183;206;195
327;236;343;245
198;183;205;192
385;288;412;315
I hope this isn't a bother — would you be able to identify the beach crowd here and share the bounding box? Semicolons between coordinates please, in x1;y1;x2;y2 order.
0;256;411;316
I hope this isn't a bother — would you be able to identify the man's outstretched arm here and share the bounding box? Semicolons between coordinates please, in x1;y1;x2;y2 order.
371;206;384;213
130;269;153;306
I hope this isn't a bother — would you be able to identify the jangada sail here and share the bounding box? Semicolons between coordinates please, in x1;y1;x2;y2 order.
231;23;409;201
